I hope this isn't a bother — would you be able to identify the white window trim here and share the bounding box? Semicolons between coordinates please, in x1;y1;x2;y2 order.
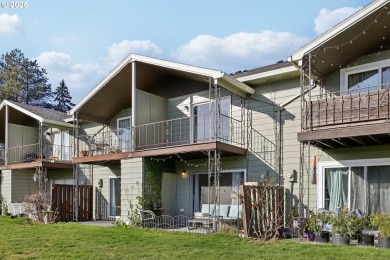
340;59;390;92
117;116;132;129
318;158;390;210
190;96;232;143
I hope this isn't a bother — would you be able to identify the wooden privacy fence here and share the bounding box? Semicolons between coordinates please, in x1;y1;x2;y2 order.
51;184;93;222
240;183;284;240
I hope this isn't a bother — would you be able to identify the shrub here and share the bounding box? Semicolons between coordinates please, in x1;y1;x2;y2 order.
371;213;390;238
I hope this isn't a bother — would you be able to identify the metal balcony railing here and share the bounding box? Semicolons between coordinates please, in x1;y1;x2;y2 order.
304;84;390;130
0;143;72;165
77;114;244;157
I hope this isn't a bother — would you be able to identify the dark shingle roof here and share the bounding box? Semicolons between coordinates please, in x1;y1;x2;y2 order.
232;61;292;78
9;101;69;122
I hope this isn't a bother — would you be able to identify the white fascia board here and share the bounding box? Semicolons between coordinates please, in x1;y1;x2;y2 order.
236;66;298;83
131;54;224;78
0;100;43;122
289;0;388;62
42;119;74;128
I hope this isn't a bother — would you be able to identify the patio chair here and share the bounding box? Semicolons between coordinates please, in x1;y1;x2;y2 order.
139;209;156;228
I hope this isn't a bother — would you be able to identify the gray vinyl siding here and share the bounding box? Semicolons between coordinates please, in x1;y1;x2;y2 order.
120;157;143;221
10;170;39;203
8;124;38;148
1;170;12;206
92;165;120;220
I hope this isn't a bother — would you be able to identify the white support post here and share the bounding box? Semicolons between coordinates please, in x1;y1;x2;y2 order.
5;104;8;165
131;61;136;151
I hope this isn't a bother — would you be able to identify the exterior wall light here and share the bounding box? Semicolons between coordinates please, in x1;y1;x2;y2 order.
181;170;189;179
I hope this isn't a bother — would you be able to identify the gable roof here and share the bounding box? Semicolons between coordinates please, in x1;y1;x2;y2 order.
0;100;73;127
69;54;255;117
288;0;390;77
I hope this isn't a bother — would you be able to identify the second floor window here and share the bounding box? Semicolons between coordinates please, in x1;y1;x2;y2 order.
342;60;390;94
192;97;231;143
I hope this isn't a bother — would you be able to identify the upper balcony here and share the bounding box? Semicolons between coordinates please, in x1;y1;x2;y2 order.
74;114;246;164
0;142;73;170
298;84;390;149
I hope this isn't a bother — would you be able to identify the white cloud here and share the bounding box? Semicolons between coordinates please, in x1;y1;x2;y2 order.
172;31;309;73
36;39;164;103
314;7;362;35
36;51;102;103
103;39;163;68
0;14;22;34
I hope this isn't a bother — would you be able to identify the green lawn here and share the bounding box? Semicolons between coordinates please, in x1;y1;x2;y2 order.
0;217;390;259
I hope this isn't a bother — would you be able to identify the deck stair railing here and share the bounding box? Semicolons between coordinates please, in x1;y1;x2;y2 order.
249;128;278;171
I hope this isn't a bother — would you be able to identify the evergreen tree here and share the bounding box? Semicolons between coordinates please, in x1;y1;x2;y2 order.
53;79;74;112
0;49;53;107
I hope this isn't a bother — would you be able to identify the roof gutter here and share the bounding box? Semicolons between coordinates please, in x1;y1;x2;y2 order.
43;119;75;128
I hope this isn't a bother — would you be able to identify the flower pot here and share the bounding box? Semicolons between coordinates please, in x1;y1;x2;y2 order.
303;230;315;241
315;231;330;243
378;236;390;249
332;234;350;245
357;233;374;246
81;150;88;156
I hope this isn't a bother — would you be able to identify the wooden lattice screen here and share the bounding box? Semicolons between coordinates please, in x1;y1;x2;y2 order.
240;183;284;239
51;184;93;222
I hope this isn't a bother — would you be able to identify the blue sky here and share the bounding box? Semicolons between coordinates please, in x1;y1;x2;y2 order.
1;0;372;103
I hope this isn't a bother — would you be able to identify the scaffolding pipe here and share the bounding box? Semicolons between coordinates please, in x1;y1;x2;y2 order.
73;111;79;222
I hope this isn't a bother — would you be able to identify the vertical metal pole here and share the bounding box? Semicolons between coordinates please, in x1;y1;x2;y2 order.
307;54;312;217
214;149;220;232
207;150;212;233
73;111;79;222
39;122;43;160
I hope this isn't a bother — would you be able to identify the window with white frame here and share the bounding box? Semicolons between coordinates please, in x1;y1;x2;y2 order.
340;60;390;94
319;160;390;215
117;117;131;151
109;177;121;217
52;130;70;160
192;96;231;143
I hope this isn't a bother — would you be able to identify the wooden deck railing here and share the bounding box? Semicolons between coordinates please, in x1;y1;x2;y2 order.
303;87;390;130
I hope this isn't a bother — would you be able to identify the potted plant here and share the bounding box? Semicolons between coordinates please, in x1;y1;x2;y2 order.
305;211;331;243
356;214;375;246
329;208;359;245
371;213;390;249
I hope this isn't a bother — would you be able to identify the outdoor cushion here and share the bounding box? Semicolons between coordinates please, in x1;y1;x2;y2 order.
217;205;230;218
200;204;215;216
228;204;242;219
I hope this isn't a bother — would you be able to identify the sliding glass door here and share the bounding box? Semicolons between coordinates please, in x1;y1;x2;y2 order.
322;164;390;214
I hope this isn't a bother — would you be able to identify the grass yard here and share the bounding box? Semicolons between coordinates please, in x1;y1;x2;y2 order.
0;217;390;259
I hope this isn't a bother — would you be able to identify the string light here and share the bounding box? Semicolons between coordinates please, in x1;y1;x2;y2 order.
148;152;215;168
303;4;390;72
